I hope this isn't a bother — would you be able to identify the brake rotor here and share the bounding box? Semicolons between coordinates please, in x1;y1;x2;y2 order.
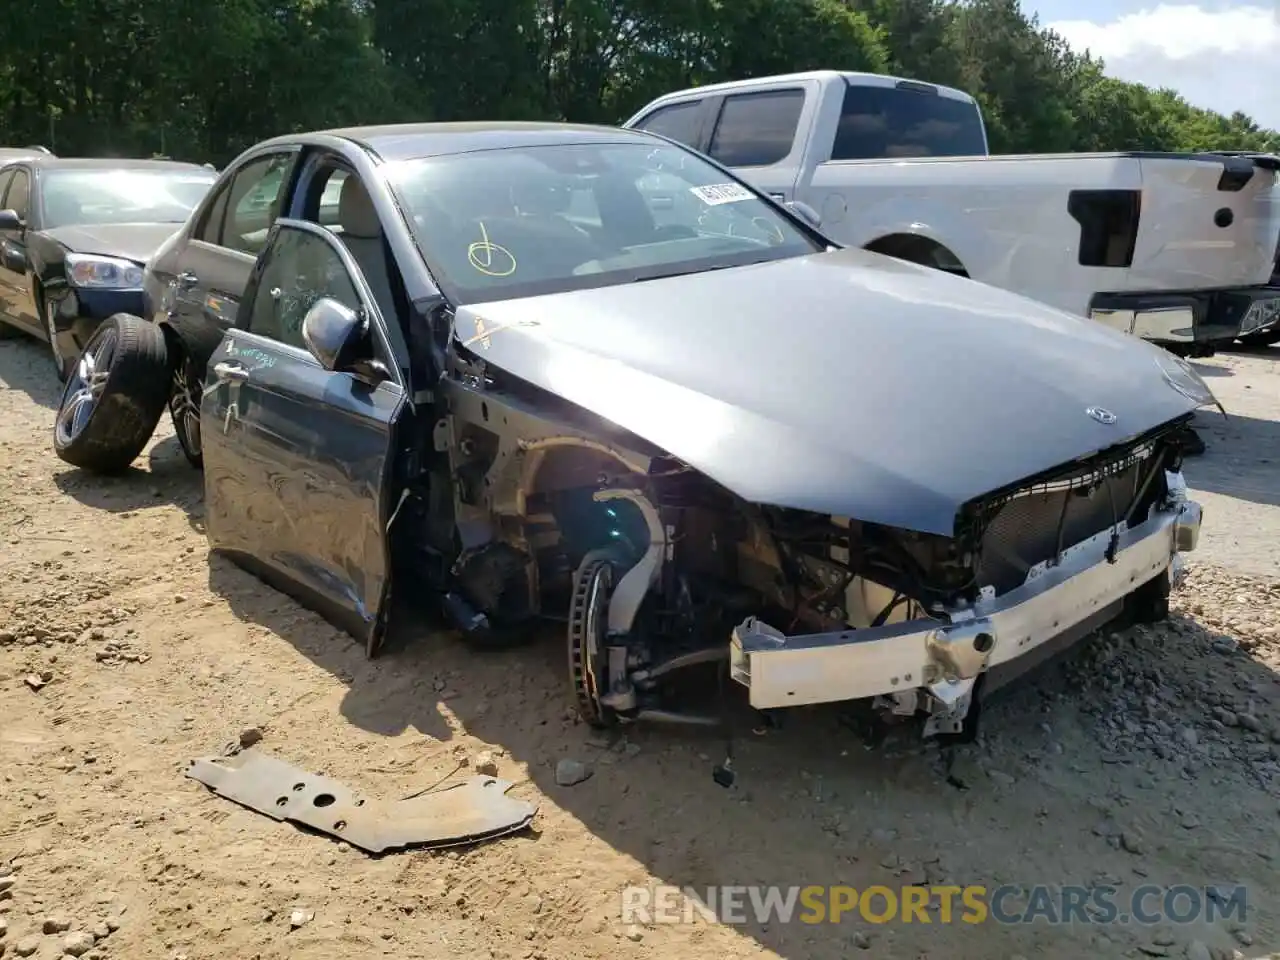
567;554;617;728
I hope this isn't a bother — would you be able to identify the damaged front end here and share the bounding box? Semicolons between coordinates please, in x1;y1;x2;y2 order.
562;419;1201;740
728;423;1203;738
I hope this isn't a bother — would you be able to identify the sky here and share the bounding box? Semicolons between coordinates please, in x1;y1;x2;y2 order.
1025;0;1279;130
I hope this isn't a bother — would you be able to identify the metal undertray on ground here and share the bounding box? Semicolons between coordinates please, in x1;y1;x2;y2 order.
186;749;538;854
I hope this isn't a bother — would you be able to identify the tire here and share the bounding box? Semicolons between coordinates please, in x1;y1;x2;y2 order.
53;313;171;473
167;345;204;469
1237;329;1280;347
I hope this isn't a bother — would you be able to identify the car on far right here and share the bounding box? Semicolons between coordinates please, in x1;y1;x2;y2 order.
625;72;1280;357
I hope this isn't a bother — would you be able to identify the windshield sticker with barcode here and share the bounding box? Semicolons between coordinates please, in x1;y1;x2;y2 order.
690;183;754;206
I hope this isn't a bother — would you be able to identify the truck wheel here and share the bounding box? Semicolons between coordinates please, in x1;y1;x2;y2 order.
53;313;170;474
1237;329;1280;347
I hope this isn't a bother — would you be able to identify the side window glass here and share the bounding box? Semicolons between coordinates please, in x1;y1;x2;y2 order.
247;227;359;351
708;90;805;168
0;171;14;213
224;154;294;256
196;184;231;244
6;170;30;219
635;101;704;148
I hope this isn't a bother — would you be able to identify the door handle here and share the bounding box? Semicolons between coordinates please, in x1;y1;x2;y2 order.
768;192;786;202
176;271;199;291
213;361;249;382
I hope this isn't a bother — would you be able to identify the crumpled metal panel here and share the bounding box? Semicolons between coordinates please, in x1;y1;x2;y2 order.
451;245;1205;537
186;750;537;854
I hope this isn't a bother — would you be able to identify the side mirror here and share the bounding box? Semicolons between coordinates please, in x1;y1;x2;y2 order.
301;297;365;370
785;200;822;229
300;296;390;384
1;245;24;272
0;209;24;231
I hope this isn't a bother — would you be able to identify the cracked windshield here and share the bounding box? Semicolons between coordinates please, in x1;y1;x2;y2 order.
384;141;823;302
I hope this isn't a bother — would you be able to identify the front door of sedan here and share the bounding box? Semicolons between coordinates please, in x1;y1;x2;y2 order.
200;219;406;652
0;167;39;334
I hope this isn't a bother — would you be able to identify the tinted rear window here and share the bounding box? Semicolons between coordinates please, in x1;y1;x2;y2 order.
832;85;986;160
635;100;704;148
708;89;805;167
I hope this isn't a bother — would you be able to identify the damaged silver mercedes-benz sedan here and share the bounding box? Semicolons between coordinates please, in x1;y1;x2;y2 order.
53;122;1208;742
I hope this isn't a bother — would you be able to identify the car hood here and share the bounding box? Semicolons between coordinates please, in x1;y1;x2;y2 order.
41;222;182;263
453;247;1207;535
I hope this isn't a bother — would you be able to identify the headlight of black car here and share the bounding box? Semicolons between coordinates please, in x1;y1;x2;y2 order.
65;253;145;290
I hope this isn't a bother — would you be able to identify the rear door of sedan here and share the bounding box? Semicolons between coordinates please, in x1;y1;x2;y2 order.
162;148;302;368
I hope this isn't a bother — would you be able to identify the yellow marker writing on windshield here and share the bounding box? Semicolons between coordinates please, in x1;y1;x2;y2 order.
468;221;517;277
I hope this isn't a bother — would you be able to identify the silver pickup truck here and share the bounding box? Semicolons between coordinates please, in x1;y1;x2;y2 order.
625;70;1280;355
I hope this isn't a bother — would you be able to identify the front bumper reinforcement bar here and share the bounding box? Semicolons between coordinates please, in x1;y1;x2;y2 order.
729;492;1202;712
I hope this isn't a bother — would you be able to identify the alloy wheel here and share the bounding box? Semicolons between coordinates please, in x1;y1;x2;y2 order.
54;327;116;446
168;357;202;464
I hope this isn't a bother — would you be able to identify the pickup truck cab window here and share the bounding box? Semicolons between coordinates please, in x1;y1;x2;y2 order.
708;89;805;167
832;84;988;160
633;100;704;148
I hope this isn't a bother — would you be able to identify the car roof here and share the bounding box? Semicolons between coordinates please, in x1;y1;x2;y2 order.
304;121;661;163
17;156;214;174
0;148;48;162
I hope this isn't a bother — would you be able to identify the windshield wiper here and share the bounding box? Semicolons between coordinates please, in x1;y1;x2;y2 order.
630;259;772;284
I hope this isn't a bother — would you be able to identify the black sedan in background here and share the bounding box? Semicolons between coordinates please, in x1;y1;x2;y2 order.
0;156;216;379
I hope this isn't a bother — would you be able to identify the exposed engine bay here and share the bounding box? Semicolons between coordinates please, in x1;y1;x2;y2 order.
400;363;1201;741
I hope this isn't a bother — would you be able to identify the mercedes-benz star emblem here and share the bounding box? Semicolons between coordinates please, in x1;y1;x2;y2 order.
1086;406;1117;425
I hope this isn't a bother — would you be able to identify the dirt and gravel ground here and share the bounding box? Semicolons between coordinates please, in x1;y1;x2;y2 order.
2;336;1279;960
